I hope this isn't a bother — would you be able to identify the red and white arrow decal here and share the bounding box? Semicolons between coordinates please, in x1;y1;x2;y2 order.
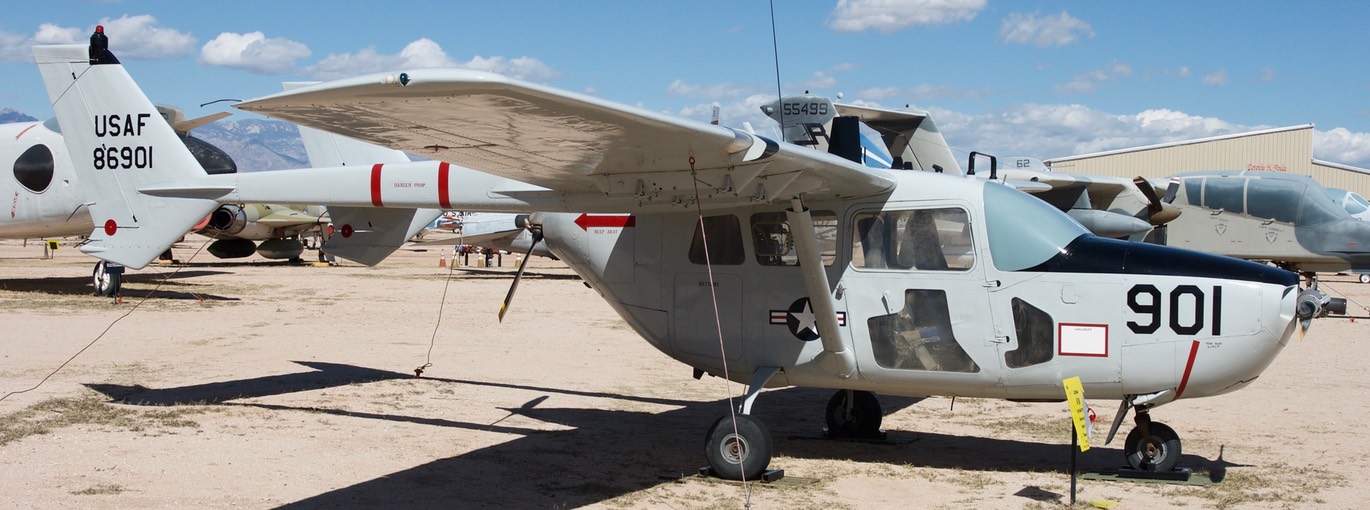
574;213;635;231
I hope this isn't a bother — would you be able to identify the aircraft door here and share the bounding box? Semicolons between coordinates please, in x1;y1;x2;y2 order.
838;204;999;394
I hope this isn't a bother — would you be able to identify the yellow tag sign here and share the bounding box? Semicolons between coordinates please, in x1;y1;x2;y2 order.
1063;376;1090;451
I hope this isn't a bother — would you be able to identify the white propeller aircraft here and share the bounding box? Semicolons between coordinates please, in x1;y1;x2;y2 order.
35;33;1300;481
3;100;339;295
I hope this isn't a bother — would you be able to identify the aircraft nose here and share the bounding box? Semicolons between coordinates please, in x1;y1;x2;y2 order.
1183;283;1298;399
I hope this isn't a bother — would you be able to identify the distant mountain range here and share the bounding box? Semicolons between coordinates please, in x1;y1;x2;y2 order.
2;107;307;172
0;108;38;124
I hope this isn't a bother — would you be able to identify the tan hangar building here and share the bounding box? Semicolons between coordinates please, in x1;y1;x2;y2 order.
1043;124;1370;197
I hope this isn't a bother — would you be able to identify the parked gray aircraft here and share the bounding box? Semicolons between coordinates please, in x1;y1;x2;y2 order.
38;37;1301;482
1149;170;1367;318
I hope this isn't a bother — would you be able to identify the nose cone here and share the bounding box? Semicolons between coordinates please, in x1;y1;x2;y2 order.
1183;283;1298;399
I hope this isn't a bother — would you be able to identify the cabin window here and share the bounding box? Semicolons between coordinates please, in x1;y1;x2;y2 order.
750;211;837;266
13;144;54;193
851;208;974;270
867;289;979;372
1201;177;1245;214
688;215;745;265
1246;179;1303;223
1005;298;1053;368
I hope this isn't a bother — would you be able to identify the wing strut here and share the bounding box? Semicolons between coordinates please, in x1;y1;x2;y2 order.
787;198;856;379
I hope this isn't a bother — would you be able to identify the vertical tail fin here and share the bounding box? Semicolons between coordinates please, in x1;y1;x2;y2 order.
34;41;219;269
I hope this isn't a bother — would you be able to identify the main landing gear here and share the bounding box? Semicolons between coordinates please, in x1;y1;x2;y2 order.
702;379;886;480
92;260;122;297
1123;407;1182;472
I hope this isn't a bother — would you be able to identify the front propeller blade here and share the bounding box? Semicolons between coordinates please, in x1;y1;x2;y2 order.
498;232;543;323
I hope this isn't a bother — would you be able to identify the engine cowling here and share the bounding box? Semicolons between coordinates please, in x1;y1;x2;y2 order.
204;205;247;236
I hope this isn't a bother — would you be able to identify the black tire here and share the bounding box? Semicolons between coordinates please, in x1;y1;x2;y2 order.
92;261;121;297
704;415;772;481
825;390;883;437
1124;422;1182;472
1359;273;1369;284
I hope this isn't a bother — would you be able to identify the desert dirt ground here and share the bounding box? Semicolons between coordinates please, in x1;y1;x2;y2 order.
2;236;1369;509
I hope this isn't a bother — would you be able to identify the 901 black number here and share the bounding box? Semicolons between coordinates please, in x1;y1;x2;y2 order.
1126;284;1222;336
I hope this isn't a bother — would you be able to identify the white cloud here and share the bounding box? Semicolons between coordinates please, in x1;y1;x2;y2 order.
33;24;82;45
660;95;1370;170
675;94;782;138
200;32;310;74
927;103;1256;161
666;79;755;100
999;11;1095;47
1;17;192;62
457;55;558;82
1176;66;1191;78
308;39;556;82
1202;69;1228;87
1314;128;1370;167
0;30;29;62
99;15;197;59
796;71;837;91
1259;67;1276;83
827;0;986;33
1054;60;1131;94
856;83;986;102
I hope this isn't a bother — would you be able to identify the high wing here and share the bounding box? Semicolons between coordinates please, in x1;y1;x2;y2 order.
236;69;895;210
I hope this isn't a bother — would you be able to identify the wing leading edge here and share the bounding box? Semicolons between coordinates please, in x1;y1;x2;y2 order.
236;69;894;210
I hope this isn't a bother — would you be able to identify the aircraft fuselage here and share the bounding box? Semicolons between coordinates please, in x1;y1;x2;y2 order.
540;172;1299;405
0;121;91;239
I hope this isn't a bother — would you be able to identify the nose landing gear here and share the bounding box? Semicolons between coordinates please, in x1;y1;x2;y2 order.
1123;408;1183;472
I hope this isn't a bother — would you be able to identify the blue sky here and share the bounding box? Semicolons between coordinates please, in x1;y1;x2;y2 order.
3;0;1368;167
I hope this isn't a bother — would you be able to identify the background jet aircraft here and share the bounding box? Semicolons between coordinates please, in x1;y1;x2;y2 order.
1153;170;1370;314
39;37;1300;483
759;96;1182;240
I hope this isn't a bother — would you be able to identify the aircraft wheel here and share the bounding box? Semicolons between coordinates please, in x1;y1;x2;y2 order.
92;260;121;297
825;389;883;437
704;414;772;481
1359;274;1369;284
1124;422;1182;472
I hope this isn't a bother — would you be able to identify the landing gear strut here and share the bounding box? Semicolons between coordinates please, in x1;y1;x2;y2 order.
1123;408;1182;472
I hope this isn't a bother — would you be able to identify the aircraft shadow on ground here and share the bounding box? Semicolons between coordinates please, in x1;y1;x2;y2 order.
0;271;238;300
454;268;582;280
79;361;1239;507
85;361;411;405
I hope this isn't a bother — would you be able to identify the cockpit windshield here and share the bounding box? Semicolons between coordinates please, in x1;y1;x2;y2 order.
983;182;1088;271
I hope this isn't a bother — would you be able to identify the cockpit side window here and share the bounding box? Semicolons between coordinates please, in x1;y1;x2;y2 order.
750;211;837;266
689;215;745;265
1298;185;1346;226
13;144;55;193
1246;178;1303;223
1179;178;1202;205
1349;193;1370;213
1005;298;1054;368
850;208;974;271
1202;177;1245;214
